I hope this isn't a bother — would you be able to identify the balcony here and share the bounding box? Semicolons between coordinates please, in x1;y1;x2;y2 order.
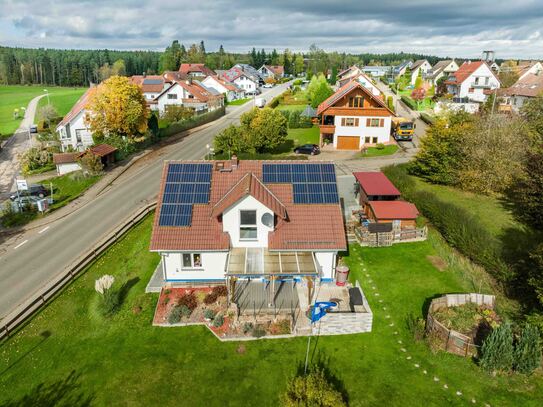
470;82;492;89
319;124;336;134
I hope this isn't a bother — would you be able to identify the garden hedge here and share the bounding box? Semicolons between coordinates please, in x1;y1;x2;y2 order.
419;112;435;126
401;95;417;110
159;107;226;138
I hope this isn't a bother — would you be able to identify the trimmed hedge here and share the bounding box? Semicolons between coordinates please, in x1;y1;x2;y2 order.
383;164;513;286
159;107;225;138
419;112;435;125
401;95;417;110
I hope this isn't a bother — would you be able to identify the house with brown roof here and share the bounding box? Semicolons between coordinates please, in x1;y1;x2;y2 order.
154;76;224;113
444;60;500;103
149;158;346;288
56;87;97;152
338;72;381;96
52;143;117;175
409;59;432;85
500;71;543;112
258;65;285;80
201;75;245;102
426;60;459;86
178;63;216;78
130;75;170;103
316;80;395;150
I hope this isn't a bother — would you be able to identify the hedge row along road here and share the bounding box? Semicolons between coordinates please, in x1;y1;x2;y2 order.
0;84;290;321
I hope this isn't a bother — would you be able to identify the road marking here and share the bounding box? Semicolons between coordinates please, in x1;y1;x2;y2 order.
38;226;50;234
14;240;28;249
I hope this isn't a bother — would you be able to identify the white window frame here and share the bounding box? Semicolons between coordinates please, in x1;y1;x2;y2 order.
182;253;202;269
239;209;257;241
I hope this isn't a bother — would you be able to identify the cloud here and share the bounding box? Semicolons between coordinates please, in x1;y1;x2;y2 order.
1;0;542;58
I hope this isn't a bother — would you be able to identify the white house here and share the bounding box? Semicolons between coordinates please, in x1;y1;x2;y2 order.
426;60;459;85
56;87;95;152
130;75;169;102
221;67;259;93
444;60;501;103
409;59;432;85
149;159;347;285
154;78;223;114
317;80;395;150
393;60;413;77
201;75;245;102
339;72;381;96
258;65;284;79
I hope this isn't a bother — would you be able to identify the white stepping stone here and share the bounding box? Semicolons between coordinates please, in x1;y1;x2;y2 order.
456;391;462;396
372;286;376;289
414;364;419;368
406;356;412;360
378;299;383;303
471;400;477;404
433;377;439;382
397;340;402;344
423;370;427;374
375;293;380;296
382;306;387;310
394;331;398;335
443;384;448;389
385;315;391;319
400;348;407;352
389;322;394;326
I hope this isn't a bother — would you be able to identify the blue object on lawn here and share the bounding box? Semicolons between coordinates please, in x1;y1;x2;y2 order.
310;301;337;323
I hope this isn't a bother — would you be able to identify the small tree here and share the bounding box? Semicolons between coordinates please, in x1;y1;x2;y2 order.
414;73;423;89
213;125;247;155
281;366;346;407
161;105;194;124
38;104;59;123
411;88;426;109
514;324;542;375
240;107;287;153
79;152;104;175
311;81;334;108
480;322;514;373
387;95;395;112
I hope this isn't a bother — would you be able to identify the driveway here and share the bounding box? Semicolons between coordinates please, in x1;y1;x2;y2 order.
0;94;45;199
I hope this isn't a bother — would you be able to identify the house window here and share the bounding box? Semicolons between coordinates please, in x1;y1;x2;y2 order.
364;136;371;144
182;253;202;268
341;117;359;127
75;129;83;143
367;118;381;127
167;94;178;99
372;137;378;144
348;96;364;108
468;88;474;93
240;210;257;240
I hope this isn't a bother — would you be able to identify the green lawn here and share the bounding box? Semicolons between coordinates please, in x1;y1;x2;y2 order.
36;87;87;118
228;98;251;106
0;214;541;406
1;172;101;227
287;126;319;146
361;144;399;157
398;89;435;111
277;104;306;112
0;85;84;139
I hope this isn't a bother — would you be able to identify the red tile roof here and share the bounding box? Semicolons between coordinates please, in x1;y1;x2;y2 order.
86;143;117;157
444;61;488;85
56;87;96;129
53;152;79;165
501;73;543;98
179;64;216;77
130;75;165;93
263;65;284;76
354;172;401;196
150;160;347;252
369;201;419;220
316;80;394;116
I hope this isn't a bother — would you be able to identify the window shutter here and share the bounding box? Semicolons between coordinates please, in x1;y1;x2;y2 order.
355;118;359;126
341;118;345;126
366;118;371;126
380;118;384;127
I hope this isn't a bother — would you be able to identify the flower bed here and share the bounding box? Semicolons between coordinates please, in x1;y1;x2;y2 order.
432;302;500;337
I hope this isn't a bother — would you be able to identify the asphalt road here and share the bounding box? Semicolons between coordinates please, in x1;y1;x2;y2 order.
0;84;289;319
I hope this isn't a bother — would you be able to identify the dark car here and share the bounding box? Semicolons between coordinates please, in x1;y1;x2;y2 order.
294;144;320;155
10;184;49;200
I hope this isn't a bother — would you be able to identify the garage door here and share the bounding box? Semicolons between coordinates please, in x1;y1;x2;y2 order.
336;136;360;150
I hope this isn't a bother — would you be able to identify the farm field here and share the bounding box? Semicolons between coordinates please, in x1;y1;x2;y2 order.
0;214;541;406
36;87;87;118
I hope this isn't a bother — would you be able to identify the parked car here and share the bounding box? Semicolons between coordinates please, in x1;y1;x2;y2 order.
294;144;320;155
30;124;38;133
255;98;266;108
10;184;49;200
9;195;40;212
263;83;273;88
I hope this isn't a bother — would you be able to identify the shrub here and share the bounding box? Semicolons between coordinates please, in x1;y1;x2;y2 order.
387;95;394;112
180;305;192;318
401;95;417;110
168;305;183;324
419;112;435;125
204;309;215;320
375;143;385;150
514;324;542;375
19;147;53;173
281;366;346;407
242;322;254;334
288;110;301;128
78;152;104;175
178;292;198;311
204;291;219;305
406;313;426;342
269;319;291;335
480;322;514;373
98;289;120;317
212;285;228;297
298;115;313;128
213;314;224;328
252;325;267;338
159;107;225;138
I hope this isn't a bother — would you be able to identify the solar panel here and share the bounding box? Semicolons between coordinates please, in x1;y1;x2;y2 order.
158;163;212;226
262;163;340;204
143;79;163;85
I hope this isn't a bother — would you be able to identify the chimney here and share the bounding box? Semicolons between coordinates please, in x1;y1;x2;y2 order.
231;154;238;169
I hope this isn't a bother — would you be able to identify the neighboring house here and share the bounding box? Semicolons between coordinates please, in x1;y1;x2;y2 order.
362;66;392;78
500;72;543;112
149;158;347;286
409;59;432;85
221;66;260;93
259;65;284;80
178;63;216;78
336;65;363;83
52;143;117;175
201;75;245;102
56;87;96;152
338;72;381;96
444;61;501;103
154;76;224;113
130;75;169;102
316;80;395;150
353;172;401;208
426;60;459;85
516;61;543;81
393;60;413;77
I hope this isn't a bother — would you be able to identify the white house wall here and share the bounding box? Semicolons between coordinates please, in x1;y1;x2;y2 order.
234;76;257;92
333;115;391;148
314;252;336;280
156;83;187;113
56;162;82;176
222;195;274;248
162;251;228;282
58;110;93;152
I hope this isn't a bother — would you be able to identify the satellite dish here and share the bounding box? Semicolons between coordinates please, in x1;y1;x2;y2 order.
261;213;273;227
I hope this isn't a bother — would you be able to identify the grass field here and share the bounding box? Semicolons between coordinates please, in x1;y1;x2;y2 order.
361;144;399;157
0;85;85;139
228;98;251;106
398;89;435;111
36;87;87;119
0;214;541;406
287;126;319;146
278;104;306;112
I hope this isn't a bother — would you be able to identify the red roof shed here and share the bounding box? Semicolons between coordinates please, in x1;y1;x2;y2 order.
368;201;419;220
353;172;401;197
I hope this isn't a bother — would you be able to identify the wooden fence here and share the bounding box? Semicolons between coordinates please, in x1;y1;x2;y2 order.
426;293;495;357
355;226;427;247
0;202;157;341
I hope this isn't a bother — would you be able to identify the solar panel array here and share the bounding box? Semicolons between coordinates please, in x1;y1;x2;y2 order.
262;163;339;204
159;163;212;226
143;78;163;85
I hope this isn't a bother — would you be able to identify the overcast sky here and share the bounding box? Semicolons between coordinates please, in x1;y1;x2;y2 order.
1;0;542;59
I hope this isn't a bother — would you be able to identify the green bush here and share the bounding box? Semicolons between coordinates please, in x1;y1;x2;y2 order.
252;325;267;338
401;95;417;110
376;143;385;150
387;95;395;112
213;314;224;328
292;79;303;86
514;324;542;375
180;305;192;318
480;322;514;373
98;289;120;317
419;112;435;125
281;366;346;407
159;107;225;138
243;322;254;334
168;305;183;324
204;309;215;320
